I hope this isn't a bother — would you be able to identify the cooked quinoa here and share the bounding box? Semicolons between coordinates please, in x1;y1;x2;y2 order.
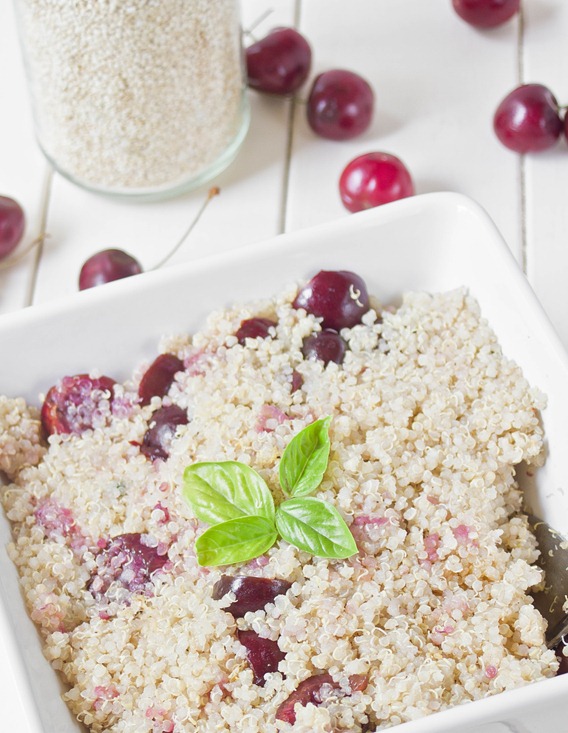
0;283;558;733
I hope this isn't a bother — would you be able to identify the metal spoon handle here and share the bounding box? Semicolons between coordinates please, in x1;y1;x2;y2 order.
545;613;568;650
527;514;568;647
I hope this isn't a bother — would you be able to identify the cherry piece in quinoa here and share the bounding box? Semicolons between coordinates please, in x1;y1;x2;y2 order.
88;532;169;600
35;496;78;538
293;270;370;330
140;404;188;461
275;672;333;723
276;672;368;723
138;353;184;406
33;496;87;552
348;673;369;692
41;374;116;436
237;629;286;685
235;317;277;344
291;369;304;392
212;575;291;618
302;329;347;365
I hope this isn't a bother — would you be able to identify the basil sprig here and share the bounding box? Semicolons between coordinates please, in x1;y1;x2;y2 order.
182;417;356;566
276;497;357;559
279;416;331;497
183;461;275;525
195;516;277;567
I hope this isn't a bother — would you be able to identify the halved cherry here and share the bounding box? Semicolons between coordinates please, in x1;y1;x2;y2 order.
212;575;291;618
238;630;286;685
138;353;184;406
41;374;116;436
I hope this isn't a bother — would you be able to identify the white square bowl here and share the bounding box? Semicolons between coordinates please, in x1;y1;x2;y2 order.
1;191;567;733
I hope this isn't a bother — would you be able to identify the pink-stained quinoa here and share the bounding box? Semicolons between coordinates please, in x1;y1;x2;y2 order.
0;284;558;732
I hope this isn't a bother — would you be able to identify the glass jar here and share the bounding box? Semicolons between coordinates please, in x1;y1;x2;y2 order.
14;0;250;200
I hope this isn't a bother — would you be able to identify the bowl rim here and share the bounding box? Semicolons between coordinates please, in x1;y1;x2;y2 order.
2;190;568;733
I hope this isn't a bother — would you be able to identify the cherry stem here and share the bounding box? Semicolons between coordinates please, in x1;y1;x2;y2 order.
243;8;273;39
149;186;220;271
0;233;48;272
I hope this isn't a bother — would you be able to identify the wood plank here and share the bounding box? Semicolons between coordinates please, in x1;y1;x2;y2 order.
522;0;568;349
0;2;49;316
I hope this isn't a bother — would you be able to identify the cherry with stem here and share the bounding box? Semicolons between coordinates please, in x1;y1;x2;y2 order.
78;186;220;290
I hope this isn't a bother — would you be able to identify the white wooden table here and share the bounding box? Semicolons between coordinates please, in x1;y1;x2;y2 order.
2;0;568;348
1;1;567;730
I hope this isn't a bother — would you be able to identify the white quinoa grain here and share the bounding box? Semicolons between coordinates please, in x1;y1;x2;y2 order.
0;396;46;476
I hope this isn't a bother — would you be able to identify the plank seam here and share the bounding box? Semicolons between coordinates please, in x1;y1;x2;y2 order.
517;5;527;274
25;164;53;307
278;0;302;234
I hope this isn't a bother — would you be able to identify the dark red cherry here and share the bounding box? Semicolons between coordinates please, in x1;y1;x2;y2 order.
307;69;374;141
41;374;116;436
339;152;414;212
212;575;291;618
88;532;168;600
0;195;25;260
237;630;286;685
140;405;188;461
302;330;347;365
452;0;520;28
494;84;563;153
246;27;312;95
293;270;369;330
235;317;277;344
138;354;184;406
79;249;142;290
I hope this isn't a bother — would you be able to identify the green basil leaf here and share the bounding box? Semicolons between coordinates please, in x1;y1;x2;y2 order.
183;461;275;525
195;515;277;567
275;497;357;559
279;416;332;497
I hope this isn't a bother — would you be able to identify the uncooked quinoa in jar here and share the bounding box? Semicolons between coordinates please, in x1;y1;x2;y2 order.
13;0;250;198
